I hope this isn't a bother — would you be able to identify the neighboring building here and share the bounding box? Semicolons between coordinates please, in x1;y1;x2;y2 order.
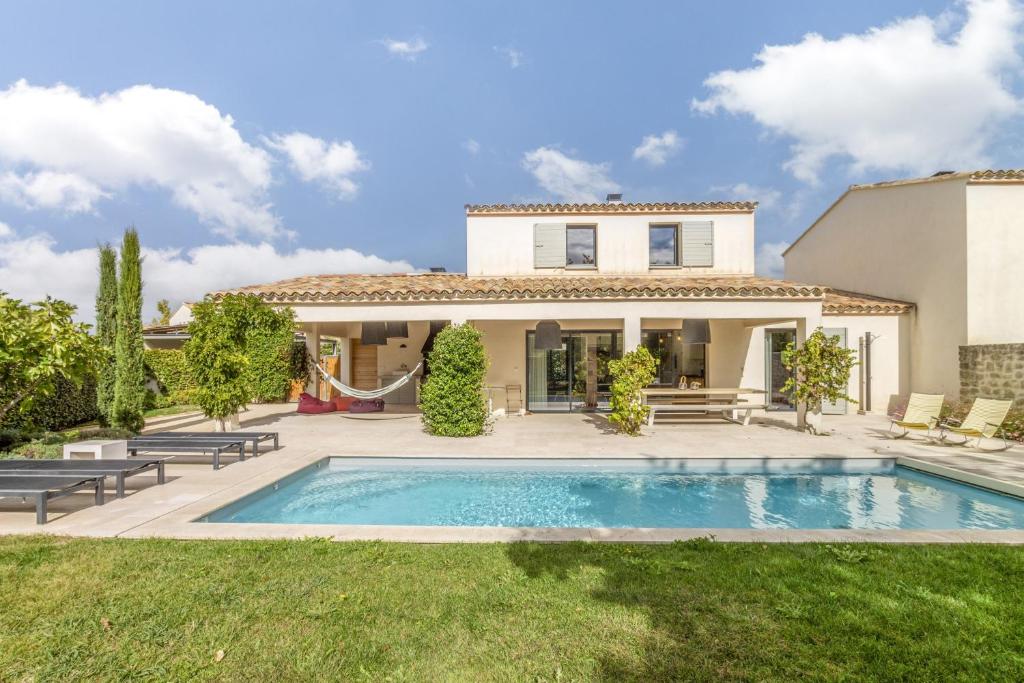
785;170;1024;402
210;197;912;423
142;304;193;350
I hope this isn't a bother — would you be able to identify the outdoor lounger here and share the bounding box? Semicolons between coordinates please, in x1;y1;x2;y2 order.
0;474;106;524
144;431;279;456
889;393;945;438
127;438;245;470
937;398;1014;451
0;459;166;498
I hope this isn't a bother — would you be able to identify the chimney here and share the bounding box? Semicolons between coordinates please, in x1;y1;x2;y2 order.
605;193;623;204
429;266;447;273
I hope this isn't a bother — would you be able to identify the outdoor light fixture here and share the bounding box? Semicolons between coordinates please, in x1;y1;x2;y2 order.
535;320;562;350
360;321;387;345
682;319;711;344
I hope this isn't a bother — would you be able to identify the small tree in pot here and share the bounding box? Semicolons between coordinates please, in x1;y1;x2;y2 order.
781;328;857;435
608;346;658;436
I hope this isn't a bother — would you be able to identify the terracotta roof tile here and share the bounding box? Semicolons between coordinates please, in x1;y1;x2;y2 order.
465;201;756;215
822;289;914;315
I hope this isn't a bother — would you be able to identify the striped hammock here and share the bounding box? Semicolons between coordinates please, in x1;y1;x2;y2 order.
315;362;422;400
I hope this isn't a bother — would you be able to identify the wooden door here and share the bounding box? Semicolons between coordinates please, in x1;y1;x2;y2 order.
351;340;378;390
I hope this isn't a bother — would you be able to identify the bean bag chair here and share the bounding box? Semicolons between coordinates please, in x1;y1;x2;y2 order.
333;396;356;412
297;392;336;414
349;398;385;413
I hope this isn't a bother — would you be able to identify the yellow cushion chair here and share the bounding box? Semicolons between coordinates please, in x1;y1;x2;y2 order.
939;398;1014;451
890;393;944;439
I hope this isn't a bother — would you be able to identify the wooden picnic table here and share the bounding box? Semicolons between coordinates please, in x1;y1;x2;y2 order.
640;387;768;426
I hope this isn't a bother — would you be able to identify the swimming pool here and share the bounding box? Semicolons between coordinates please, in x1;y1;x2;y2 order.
202;457;1024;530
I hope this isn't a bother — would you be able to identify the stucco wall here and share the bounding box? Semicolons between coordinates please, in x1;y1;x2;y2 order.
466;211;755;276
965;184;1024;345
785;177;968;395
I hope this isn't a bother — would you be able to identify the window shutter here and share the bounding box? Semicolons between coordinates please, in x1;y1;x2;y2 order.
681;221;714;267
533;223;566;268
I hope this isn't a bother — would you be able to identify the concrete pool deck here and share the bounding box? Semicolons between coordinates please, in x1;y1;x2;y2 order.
3;403;1024;543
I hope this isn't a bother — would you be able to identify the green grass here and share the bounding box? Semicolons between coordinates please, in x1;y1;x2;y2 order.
2;537;1023;681
143;404;200;419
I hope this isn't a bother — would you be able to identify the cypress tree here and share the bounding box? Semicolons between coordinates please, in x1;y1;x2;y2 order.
94;244;118;426
112;228;146;432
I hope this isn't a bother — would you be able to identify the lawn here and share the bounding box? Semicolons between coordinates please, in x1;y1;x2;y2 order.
2;537;1023;681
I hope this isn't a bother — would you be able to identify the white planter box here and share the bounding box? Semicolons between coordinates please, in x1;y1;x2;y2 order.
62;440;128;460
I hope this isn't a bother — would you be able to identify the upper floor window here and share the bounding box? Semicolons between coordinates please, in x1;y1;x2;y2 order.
649;224;679;267
649;221;714;268
565;225;597;268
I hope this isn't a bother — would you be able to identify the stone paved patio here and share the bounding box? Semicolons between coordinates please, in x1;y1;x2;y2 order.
2;403;1023;542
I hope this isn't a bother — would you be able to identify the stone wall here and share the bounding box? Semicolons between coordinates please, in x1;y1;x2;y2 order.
959;343;1024;402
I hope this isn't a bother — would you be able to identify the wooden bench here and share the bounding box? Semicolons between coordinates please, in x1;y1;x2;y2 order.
646;402;768;426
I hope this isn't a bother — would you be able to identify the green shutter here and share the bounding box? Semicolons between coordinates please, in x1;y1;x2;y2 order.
534;223;566;268
681;221;714;267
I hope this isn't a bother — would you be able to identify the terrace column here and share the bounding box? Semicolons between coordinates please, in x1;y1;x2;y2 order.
795;311;822;431
623;315;642;352
305;323;321;397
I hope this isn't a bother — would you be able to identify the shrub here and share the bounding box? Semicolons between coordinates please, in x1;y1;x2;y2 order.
144;349;197;404
288;342;311;381
419;324;489;437
608;346;658;436
185;295;296;423
0;374;101;433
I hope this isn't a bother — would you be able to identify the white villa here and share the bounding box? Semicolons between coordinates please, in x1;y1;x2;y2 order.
785;170;1024;404
209;195;914;427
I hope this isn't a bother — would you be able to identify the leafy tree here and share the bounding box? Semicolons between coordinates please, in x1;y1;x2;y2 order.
184;295;295;426
151;299;172;326
419;324;489;437
782;328;858;434
608;345;658;436
0;293;104;423
95;244;118;426
112;228;146;432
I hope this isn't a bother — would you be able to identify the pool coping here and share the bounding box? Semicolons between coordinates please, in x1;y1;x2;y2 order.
108;454;1024;545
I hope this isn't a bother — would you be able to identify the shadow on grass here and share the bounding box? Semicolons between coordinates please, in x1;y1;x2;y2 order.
504;540;1024;681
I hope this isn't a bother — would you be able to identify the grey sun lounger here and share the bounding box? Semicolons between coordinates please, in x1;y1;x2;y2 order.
0;474;106;524
0;459;166;498
144;431;279;456
127;438;245;470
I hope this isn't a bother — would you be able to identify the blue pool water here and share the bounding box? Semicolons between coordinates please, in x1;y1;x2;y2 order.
203;458;1024;530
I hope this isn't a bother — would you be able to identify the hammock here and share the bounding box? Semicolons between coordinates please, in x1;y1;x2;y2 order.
315;362;422;400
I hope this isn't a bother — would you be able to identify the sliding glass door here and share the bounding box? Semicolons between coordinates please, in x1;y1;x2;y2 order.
527;331;620;412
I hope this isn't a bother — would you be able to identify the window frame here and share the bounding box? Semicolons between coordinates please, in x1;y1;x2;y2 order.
648;222;681;268
565;223;598;269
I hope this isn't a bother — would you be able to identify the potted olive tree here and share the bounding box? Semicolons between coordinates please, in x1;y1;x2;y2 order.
781;329;858;435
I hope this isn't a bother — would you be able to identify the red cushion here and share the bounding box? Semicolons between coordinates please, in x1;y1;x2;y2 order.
297;392;336;414
333;396;356;412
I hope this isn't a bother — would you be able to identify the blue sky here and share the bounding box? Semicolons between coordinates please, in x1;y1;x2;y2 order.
0;0;1021;320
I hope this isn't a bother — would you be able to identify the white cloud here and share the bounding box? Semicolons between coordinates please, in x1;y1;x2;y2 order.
521;147;620;203
264;132;369;200
381;37;428;61
0;171;108;213
0;220;10;237
0;229;416;323
692;0;1024;183
632;130;683;166
494;46;524;68
756;241;790;278
462;138;481;155
0;80;280;238
711;182;781;211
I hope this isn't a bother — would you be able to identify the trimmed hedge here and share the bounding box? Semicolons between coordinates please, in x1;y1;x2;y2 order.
0;374;100;432
144;349;197;404
419;324;489;437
